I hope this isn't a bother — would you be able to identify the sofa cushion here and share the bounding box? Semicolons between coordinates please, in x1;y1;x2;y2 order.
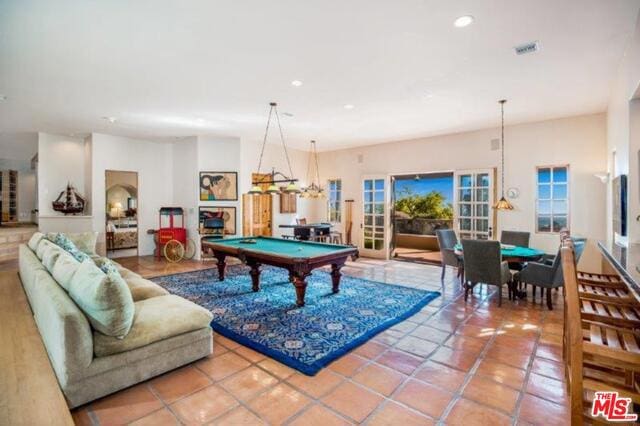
36;238;56;260
51;252;81;291
126;276;169;301
27;231;45;252
42;244;64;272
93;295;213;357
116;265;141;281
68;260;135;338
66;232;99;256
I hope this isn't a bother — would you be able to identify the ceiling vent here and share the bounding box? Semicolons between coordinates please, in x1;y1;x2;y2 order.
490;138;500;151
514;41;540;55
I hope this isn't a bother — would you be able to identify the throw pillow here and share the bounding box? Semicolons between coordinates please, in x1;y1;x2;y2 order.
93;257;121;275
27;232;44;252
42;244;63;273
67;232;99;256
51;252;81;291
46;233;92;263
68;259;135;338
36;238;55;260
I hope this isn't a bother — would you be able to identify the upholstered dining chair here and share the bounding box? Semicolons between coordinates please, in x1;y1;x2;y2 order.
461;239;512;306
515;238;586;309
501;230;531;272
296;218;307;225
435;229;461;281
500;230;530;247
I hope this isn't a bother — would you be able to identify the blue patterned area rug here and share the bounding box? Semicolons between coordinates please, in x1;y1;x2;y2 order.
153;266;440;375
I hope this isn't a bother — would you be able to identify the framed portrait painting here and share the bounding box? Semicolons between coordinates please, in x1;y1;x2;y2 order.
199;171;238;201
199;206;236;235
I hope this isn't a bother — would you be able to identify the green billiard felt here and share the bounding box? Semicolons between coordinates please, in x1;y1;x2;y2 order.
202;236;353;258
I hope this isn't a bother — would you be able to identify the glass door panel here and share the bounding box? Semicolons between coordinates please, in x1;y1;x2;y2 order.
454;169;494;240
362;176;387;257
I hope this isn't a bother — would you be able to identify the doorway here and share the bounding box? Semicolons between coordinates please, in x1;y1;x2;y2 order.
242;173;273;237
105;170;138;258
391;172;454;264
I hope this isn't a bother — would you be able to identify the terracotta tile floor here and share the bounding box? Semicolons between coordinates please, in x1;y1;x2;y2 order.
67;256;569;425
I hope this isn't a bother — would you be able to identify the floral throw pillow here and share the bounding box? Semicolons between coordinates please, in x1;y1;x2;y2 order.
93;257;121;276
46;233;92;263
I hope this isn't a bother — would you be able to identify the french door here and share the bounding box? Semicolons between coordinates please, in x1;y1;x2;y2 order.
454;169;495;240
361;176;387;258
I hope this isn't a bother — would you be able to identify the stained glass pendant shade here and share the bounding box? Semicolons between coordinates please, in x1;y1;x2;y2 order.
300;140;325;199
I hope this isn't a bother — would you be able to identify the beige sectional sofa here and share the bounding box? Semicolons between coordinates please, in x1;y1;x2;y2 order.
18;232;213;408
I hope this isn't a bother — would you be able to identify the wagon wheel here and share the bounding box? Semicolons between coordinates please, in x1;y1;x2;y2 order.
163;239;185;263
183;238;196;260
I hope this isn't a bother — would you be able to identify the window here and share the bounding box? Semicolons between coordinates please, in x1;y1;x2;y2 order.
536;165;569;233
328;179;342;223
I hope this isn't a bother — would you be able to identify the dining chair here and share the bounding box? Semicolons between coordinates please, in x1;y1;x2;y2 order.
329;231;343;244
435;229;461;281
296;218;307;225
561;240;640;424
500;230;530;247
501;230;531;273
461;239;512;306
514;238;585;309
312;226;330;243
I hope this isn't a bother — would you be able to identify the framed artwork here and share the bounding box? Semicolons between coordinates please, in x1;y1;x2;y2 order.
279;192;297;214
199;171;238;201
199;206;236;235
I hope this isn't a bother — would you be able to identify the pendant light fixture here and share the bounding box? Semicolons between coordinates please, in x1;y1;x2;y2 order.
493;99;515;210
300;140;325;199
248;102;300;195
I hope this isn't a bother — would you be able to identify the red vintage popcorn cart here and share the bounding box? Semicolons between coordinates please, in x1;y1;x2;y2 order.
153;207;196;262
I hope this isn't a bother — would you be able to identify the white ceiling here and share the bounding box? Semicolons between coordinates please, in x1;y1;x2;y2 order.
0;0;638;151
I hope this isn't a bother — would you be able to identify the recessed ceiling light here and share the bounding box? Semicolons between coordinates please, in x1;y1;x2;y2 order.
454;15;474;28
291;80;303;87
343;104;355;110
102;116;117;123
0;95;7;101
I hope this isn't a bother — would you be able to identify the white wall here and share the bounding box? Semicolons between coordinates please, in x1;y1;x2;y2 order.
317;113;608;255
37;133;87;217
91;133;174;255
171;137;199;255
607;11;640;244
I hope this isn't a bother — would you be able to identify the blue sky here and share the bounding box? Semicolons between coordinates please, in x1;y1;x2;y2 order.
395;175;454;204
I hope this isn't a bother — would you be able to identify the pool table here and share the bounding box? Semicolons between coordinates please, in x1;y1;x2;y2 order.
201;236;359;306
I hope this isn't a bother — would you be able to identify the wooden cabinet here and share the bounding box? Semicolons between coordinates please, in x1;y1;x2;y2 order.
0;170;18;223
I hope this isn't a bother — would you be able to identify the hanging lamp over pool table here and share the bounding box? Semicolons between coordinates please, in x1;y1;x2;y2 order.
248;102;301;195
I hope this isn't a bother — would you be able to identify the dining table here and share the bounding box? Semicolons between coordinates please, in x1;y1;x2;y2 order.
453;242;546;298
453;243;545;263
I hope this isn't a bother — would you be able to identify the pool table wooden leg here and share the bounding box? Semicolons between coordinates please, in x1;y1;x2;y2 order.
249;262;261;292
215;253;226;281
292;274;309;307
331;263;343;293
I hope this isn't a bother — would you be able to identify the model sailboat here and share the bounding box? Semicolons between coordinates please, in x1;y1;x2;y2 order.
52;183;86;215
